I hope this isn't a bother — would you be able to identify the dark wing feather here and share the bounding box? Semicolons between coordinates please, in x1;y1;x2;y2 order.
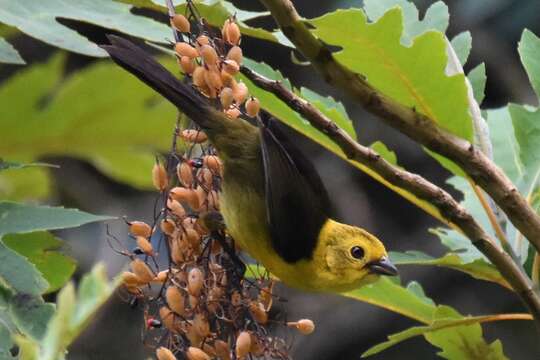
260;118;330;263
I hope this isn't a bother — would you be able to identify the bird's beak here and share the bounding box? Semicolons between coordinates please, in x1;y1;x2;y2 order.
368;256;398;276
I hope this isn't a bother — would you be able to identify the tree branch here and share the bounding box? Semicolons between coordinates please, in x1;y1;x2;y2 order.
258;0;540;259
240;65;540;328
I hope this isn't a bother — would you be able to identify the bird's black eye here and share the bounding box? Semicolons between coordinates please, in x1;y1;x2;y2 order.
351;246;365;259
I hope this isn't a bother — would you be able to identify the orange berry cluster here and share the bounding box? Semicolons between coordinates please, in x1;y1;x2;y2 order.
113;11;314;360
171;13;260;120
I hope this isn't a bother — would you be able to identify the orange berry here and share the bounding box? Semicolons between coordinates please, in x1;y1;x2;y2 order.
180;56;196;74
245;97;260;117
131;259;154;283
186;347;210;360
152;162;168;191
226;46;243;65
220;87;234;109
171;14;190;33
177;161;194;187
181;129;208;143
175;42;198;58
156;346;176;360
136;236;154;256
160;218;176;236
235;331;251;358
166;285;186;316
222;59;239;75
129;221;152;238
232;82;248;104
200;44;218;67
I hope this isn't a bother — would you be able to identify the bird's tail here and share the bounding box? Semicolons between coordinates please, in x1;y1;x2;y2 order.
101;35;217;131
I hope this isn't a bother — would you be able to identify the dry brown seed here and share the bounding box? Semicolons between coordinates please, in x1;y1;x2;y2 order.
220;87;234;109
183;227;201;249
220;69;234;87
175;42;198;58
167;199;186;218
207;190;220;210
131;259;154;283
169;187;199;209
181;129;208;143
129;221;152;238
156;346;176;360
198;168;213;188
188;267;204;296
180;56;196;75
225;21;241;45
186;346;210;360
177;162;194;187
203;155;223;174
192;66;206;88
193;313;210;337
194;186;206;210
232;82;248;104
225;107;241;119
226;46;243;65
248;301;268;324
154;269;169;283
189;294;199;308
214;340;231;360
200;45;218;67
160;218;176;236
171;14;190;33
166;286;186;316
170;239;185;264
136;236;154;256
221;19;231;43
236;331;251;358
152;162;168;191
288;319;315;335
196;35;210;46
121;271;143;287
245;97;260;117
222;59;239;75
159;306;178;333
204;67;223;93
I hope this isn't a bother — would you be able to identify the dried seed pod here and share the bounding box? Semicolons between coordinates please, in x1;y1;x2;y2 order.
128;221;152;238
248;301;268;324
225;20;241;45
159;306;177;333
198;168;213;188
193;313;210;337
203;155;222;174
121;271;143;287
167;199;186;218
156;346;176;360
171;14;190;33
181;129;208;143
189;294;199;308
204;67;223;93
232;82;248;104
288;319;315;335
202;343;217;358
192;66;206;88
214;340;231;360
245;97;260;117
180;56;196;74
160;218;176;236
221;18;231;43
200;45;218;67
171;239;186;264
226;45;243;65
186;347;210;360
194;186;206;210
225;107;241;119
220;87;234;109
154;269;169;283
169;187;199;209
196;35;210;46
188;267;204;296
177;161;194;187
175;42;198;58
222;59;239;75
220;69;234;87
207;190;220;210
131;259;154;283
236;331;251;358
166;286;186;316
152;162;168;191
183;227;201;249
136;236;154;256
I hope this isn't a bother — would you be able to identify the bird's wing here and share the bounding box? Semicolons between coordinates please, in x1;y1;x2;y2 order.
260;118;331;263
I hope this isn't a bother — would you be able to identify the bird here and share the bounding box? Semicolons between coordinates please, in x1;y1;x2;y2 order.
101;35;397;292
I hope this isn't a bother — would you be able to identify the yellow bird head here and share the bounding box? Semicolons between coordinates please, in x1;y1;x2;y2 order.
317;220;397;292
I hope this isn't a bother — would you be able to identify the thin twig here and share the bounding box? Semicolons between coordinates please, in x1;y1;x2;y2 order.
258;0;540;259
240;65;540;329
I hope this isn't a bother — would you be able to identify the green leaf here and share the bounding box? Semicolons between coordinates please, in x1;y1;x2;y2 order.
390;251;509;289
345;277;436;323
518;29;540;99
9;294;55;341
2;232;76;293
310;8;472;175
370;141;398;165
0;201;113;237
451;31;472;66
0;241;48;296
0;321;16;360
0;160;58;171
39;264;118;360
364;306;510;359
0;54;178;195
469;63;487;105
0;37;24;65
242;58;446;225
363;0;449;46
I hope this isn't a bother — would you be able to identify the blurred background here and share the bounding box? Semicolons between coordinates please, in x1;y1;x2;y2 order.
2;0;540;359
